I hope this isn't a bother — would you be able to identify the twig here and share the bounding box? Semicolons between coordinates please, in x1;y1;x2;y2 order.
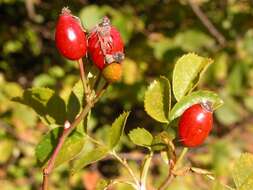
94;82;109;103
111;151;140;188
174;147;188;170
205;174;235;190
188;0;226;47
158;161;174;190
158;148;189;190
42;104;92;190
78;59;90;99
140;152;153;190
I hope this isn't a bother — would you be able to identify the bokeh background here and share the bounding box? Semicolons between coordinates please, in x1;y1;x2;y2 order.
0;0;253;189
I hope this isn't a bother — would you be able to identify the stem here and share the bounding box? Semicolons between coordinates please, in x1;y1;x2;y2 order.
78;59;90;97
158;160;174;190
174;147;188;170
188;0;226;46
158;147;189;190
41;61;109;190
112;151;140;188
140;152;153;190
205;175;235;190
92;70;102;90
42;104;92;190
94;82;109;103
109;180;138;190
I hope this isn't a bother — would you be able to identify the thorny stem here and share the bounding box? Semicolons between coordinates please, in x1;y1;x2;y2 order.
41;61;109;190
158;147;189;190
42;104;92;190
112;151;140;189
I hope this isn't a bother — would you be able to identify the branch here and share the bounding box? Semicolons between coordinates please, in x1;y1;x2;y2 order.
158;160;174;190
42;103;92;190
78;59;91;100
188;0;226;47
41;64;110;190
112;151;140;188
158;148;189;190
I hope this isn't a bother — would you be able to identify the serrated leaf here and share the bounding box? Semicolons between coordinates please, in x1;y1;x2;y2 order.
144;76;171;123
232;153;253;190
128;128;153;147
71;146;108;174
169;90;223;122
35;128;85;168
173;53;213;101
108;112;130;149
13;87;66;125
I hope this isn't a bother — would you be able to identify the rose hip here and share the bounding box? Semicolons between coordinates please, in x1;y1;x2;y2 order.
55;8;87;60
178;103;213;147
88;17;124;70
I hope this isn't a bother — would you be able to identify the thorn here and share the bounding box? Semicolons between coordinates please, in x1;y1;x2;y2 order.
64;120;71;129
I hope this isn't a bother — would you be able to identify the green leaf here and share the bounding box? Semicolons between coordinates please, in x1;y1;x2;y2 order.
13;87;66;125
144;76;171;123
71;146;108;174
108;112;130;149
35;127;85;168
169;90;223;122
173;53;213;101
128;128;153;147
232;153;253;190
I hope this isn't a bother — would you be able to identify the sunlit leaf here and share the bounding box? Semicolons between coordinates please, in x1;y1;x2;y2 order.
13;87;66;125
173;53;213;101
169;90;223;121
35;128;85;168
108;112;130;149
128;128;153;147
144;76;171;123
71;146;108;174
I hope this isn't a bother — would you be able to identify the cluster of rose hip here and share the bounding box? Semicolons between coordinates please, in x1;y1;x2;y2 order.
55;8;124;83
54;8;214;148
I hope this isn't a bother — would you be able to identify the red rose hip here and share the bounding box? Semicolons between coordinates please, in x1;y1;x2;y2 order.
88;17;124;70
55;8;87;60
178;102;213;147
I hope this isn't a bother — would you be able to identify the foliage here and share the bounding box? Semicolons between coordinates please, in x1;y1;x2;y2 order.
0;1;253;189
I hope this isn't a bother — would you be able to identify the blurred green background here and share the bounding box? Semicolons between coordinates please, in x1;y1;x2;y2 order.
0;0;253;189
